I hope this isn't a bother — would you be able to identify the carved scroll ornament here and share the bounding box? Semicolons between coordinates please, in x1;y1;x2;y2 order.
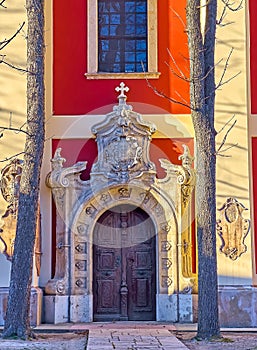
217;197;250;260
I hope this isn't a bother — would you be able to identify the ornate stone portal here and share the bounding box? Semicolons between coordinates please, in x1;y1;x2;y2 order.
45;83;196;323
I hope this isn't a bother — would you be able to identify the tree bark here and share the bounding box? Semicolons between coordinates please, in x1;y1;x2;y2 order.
186;0;220;339
2;0;45;339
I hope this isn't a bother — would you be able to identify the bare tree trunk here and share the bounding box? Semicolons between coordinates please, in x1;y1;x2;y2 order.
186;0;220;339
2;0;44;339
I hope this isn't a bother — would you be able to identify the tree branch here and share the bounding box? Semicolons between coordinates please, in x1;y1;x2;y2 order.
221;0;243;12
0;126;30;136
0;0;7;8
0;55;27;73
216;114;236;134
0;22;25;51
216;117;237;154
169;7;186;29
165;48;190;82
216;48;241;89
0;152;25;163
217;0;243;26
146;79;191;110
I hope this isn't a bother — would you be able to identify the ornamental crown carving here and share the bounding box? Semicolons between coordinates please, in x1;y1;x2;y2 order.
90;82;156;183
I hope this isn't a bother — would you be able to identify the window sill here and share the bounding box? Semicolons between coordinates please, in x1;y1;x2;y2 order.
85;72;161;80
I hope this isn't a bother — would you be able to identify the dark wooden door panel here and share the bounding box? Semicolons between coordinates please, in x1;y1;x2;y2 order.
93;205;156;321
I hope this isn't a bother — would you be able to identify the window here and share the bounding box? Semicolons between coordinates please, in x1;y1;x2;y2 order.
86;0;159;79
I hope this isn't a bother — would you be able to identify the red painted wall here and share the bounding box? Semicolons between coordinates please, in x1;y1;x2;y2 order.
52;137;194;179
249;0;257;114
53;0;190;115
252;138;257;272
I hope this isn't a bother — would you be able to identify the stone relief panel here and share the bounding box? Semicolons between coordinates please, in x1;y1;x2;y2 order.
0;159;41;274
217;197;250;260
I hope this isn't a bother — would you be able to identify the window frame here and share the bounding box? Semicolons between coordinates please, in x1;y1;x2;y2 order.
86;0;160;79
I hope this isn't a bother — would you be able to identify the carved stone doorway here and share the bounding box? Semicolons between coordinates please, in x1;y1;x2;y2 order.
93;204;156;321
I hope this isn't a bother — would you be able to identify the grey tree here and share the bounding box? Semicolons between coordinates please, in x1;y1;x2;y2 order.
2;0;45;339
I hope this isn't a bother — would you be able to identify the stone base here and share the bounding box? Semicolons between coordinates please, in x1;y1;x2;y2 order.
43;295;69;323
157;294;194;322
43;288;257;326
0;287;42;326
219;286;257;327
44;294;93;323
70;294;93;322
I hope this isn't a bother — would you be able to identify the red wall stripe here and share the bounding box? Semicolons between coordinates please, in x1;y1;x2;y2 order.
53;0;190;115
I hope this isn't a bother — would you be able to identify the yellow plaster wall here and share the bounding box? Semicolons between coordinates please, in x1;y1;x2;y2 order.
0;1;26;220
215;2;251;283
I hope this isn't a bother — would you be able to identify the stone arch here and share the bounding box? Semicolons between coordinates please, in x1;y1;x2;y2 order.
71;183;178;300
68;183;179;321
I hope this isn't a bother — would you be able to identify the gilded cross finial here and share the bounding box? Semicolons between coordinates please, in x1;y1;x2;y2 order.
115;82;129;105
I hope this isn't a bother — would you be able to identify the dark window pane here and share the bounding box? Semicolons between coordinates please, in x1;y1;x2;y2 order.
110;2;120;12
113;63;121;72
136;62;145;71
125;1;135;12
99;14;109;24
98;0;148;73
137;2;147;12
100;25;109;36
125;63;135;72
110;39;120;50
136;40;146;50
136;13;146;24
115;52;121;62
110;25;119;36
125;40;135;50
125;14;135;24
125;52;136;62
136;52;146;62
99;2;108;12
125;25;135;35
101;40;109;50
136;25;146;35
110;14;120;24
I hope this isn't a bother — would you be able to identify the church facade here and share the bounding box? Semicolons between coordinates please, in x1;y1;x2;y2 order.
0;0;256;326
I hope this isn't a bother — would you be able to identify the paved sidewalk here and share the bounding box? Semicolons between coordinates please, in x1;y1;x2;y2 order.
85;322;189;349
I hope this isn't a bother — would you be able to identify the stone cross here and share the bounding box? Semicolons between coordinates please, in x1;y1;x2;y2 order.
115;82;129;100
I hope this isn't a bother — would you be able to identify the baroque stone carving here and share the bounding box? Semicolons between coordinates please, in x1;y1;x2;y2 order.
47;148;87;189
75;243;87;253
162;258;172;270
90;82;156;184
161;276;173;288
0;159;41;273
160;144;195;208
161;241;172;251
118;187;132;198
0;158;23;208
217;198;250;260
0;159;22;260
75;278;86;289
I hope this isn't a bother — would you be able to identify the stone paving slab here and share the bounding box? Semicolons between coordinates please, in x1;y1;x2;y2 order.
86;324;189;350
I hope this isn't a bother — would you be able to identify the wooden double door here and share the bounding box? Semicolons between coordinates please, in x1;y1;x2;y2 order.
93;205;156;321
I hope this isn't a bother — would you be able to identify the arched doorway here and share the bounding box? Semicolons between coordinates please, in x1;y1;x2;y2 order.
93;204;156;321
